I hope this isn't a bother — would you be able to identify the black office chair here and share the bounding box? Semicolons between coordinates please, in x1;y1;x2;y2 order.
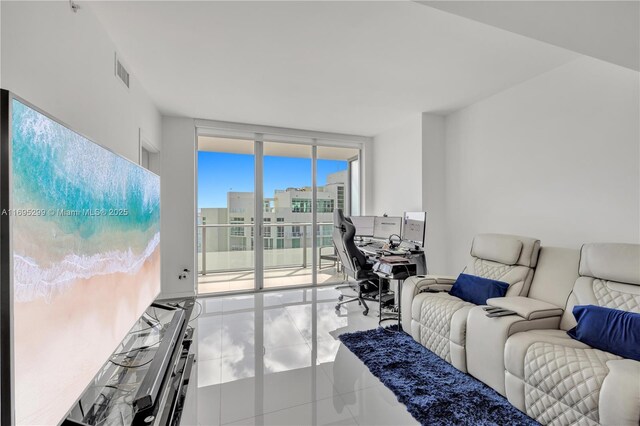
332;209;379;316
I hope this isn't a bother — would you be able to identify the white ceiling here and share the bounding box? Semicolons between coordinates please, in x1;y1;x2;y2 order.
420;1;639;72
89;1;578;136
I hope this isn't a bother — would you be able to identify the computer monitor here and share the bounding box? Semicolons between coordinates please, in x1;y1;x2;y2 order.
349;215;375;237
373;216;402;240
402;211;427;247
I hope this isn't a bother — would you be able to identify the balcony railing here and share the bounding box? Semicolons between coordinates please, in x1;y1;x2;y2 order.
198;222;334;275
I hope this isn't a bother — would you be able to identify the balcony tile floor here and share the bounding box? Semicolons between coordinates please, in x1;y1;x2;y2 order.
189;287;418;426
198;266;345;294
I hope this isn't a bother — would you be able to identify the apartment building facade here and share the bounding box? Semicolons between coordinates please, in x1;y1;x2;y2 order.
200;170;347;255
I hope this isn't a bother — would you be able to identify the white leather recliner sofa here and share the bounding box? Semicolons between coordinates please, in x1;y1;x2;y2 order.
504;243;640;426
465;246;580;395
401;233;541;372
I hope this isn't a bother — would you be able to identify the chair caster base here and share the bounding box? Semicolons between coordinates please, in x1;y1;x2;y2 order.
363;309;369;316
338;295;344;301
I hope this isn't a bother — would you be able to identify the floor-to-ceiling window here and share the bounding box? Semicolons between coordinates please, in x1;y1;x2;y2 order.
316;146;360;285
198;137;255;293
197;130;363;294
262;141;313;289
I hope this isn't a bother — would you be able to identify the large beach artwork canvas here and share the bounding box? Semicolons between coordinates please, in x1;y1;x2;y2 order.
10;99;160;425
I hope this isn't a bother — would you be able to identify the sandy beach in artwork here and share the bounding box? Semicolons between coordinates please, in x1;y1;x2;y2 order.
13;247;160;426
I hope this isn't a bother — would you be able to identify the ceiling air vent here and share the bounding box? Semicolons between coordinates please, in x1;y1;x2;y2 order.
114;54;130;89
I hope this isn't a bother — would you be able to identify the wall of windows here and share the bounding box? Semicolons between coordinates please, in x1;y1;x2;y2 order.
197;131;363;293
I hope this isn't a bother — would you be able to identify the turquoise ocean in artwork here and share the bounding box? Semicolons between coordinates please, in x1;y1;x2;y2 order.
11;99;160;302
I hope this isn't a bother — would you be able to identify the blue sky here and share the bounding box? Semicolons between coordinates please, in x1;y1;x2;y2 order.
198;152;347;208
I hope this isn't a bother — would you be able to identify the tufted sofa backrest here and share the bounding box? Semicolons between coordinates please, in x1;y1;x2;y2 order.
466;233;541;297
560;243;640;330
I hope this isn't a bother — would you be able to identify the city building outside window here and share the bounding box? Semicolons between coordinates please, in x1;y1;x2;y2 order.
292;199;312;213
291;199;334;213
337;186;345;211
230;217;244;236
277;217;285;238
263;218;271;237
318;199;334;213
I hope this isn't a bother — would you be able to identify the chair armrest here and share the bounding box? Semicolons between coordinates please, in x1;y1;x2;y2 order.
487;296;563;320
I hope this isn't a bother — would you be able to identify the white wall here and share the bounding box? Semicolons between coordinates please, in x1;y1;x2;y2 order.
2;1;168;296
370;115;423;216
361;141;374;215
160;117;197;298
422;114;447;273
369;114;448;273
444;57;640;272
1;1;161;161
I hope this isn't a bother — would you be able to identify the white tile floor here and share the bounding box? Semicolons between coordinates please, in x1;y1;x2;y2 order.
190;286;418;426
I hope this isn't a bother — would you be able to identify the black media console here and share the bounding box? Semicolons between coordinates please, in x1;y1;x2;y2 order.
62;298;198;426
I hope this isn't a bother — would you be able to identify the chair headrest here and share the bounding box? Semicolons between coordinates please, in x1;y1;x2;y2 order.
579;243;640;285
470;233;541;267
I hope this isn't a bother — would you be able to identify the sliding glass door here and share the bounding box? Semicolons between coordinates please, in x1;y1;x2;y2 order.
316;146;360;285
197;137;255;293
261;142;314;288
197;135;361;294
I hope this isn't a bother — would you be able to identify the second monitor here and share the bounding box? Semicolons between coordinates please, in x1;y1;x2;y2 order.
373;216;402;240
349;215;375;237
402;211;427;247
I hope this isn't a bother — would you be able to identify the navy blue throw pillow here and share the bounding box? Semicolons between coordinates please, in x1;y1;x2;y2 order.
567;305;640;361
448;273;510;305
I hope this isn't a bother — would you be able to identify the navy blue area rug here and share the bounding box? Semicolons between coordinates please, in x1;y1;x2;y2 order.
338;327;538;426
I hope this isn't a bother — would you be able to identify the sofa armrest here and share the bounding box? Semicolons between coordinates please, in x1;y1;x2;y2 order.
600;359;640;426
467;305;564;395
487;296;563;320
412;275;457;292
401;275;457;330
